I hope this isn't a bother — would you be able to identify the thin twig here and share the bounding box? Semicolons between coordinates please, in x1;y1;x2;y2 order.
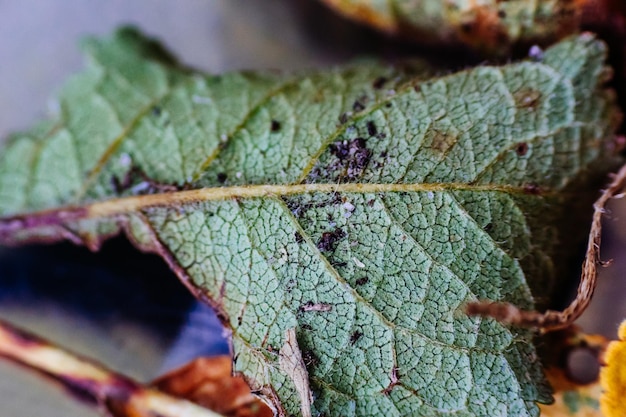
0;319;226;417
467;162;626;332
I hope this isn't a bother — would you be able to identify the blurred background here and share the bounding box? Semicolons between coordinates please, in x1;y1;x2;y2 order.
0;1;625;416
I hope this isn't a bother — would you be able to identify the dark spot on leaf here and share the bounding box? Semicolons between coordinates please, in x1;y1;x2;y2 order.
217;173;227;183
299;301;332;312
367;199;375;207
353;99;365;112
350;331;363;344
367;121;378;137
484;223;493;232
385;102;392;108
356;276;369;286
498;9;506;18
151;106;162;117
514;88;542;109
373;76;387;89
523;183;542;195
294;231;303;244
317;228;346;252
301;323;312;330
329;138;372;179
515;142;529;156
339;112;350;124
271;120;281;132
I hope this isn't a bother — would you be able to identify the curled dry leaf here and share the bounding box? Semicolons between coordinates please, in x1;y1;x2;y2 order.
153;356;273;417
318;0;616;53
0;28;623;416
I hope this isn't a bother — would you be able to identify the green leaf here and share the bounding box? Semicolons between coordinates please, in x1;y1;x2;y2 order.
0;28;622;416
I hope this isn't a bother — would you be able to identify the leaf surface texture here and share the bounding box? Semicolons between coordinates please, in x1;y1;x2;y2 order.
0;28;622;416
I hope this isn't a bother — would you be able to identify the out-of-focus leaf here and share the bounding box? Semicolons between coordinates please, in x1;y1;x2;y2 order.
318;0;614;53
0;28;622;416
153;356;273;417
538;327;608;417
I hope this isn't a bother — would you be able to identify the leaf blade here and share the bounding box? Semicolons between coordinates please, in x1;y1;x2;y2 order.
0;28;622;416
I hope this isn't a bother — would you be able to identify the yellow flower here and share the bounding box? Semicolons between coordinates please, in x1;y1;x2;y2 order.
601;321;626;417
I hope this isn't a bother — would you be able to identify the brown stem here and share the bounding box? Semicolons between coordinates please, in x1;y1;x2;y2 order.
467;162;626;332
0;319;225;417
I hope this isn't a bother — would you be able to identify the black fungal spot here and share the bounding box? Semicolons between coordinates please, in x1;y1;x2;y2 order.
317;228;346;252
301;323;313;330
356;276;369;286
367;199;375;207
385;102;392;108
515;142;529;156
367;121;378;137
339;112;350;124
271;119;281;132
294;231;304;244
329;138;372;179
217;173;227;183
151;106;162;117
373;76;387;89
353;99;366;112
350;331;363;344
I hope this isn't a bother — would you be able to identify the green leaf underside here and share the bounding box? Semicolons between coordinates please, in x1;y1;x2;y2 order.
0;28;621;416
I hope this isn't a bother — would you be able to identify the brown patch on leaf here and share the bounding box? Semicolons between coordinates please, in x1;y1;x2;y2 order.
429;129;457;154
455;6;509;52
318;0;396;33
514;88;542;109
153;356;273;417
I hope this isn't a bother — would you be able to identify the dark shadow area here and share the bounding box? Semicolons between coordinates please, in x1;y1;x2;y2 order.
0;237;229;362
289;0;483;70
0;237;193;334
